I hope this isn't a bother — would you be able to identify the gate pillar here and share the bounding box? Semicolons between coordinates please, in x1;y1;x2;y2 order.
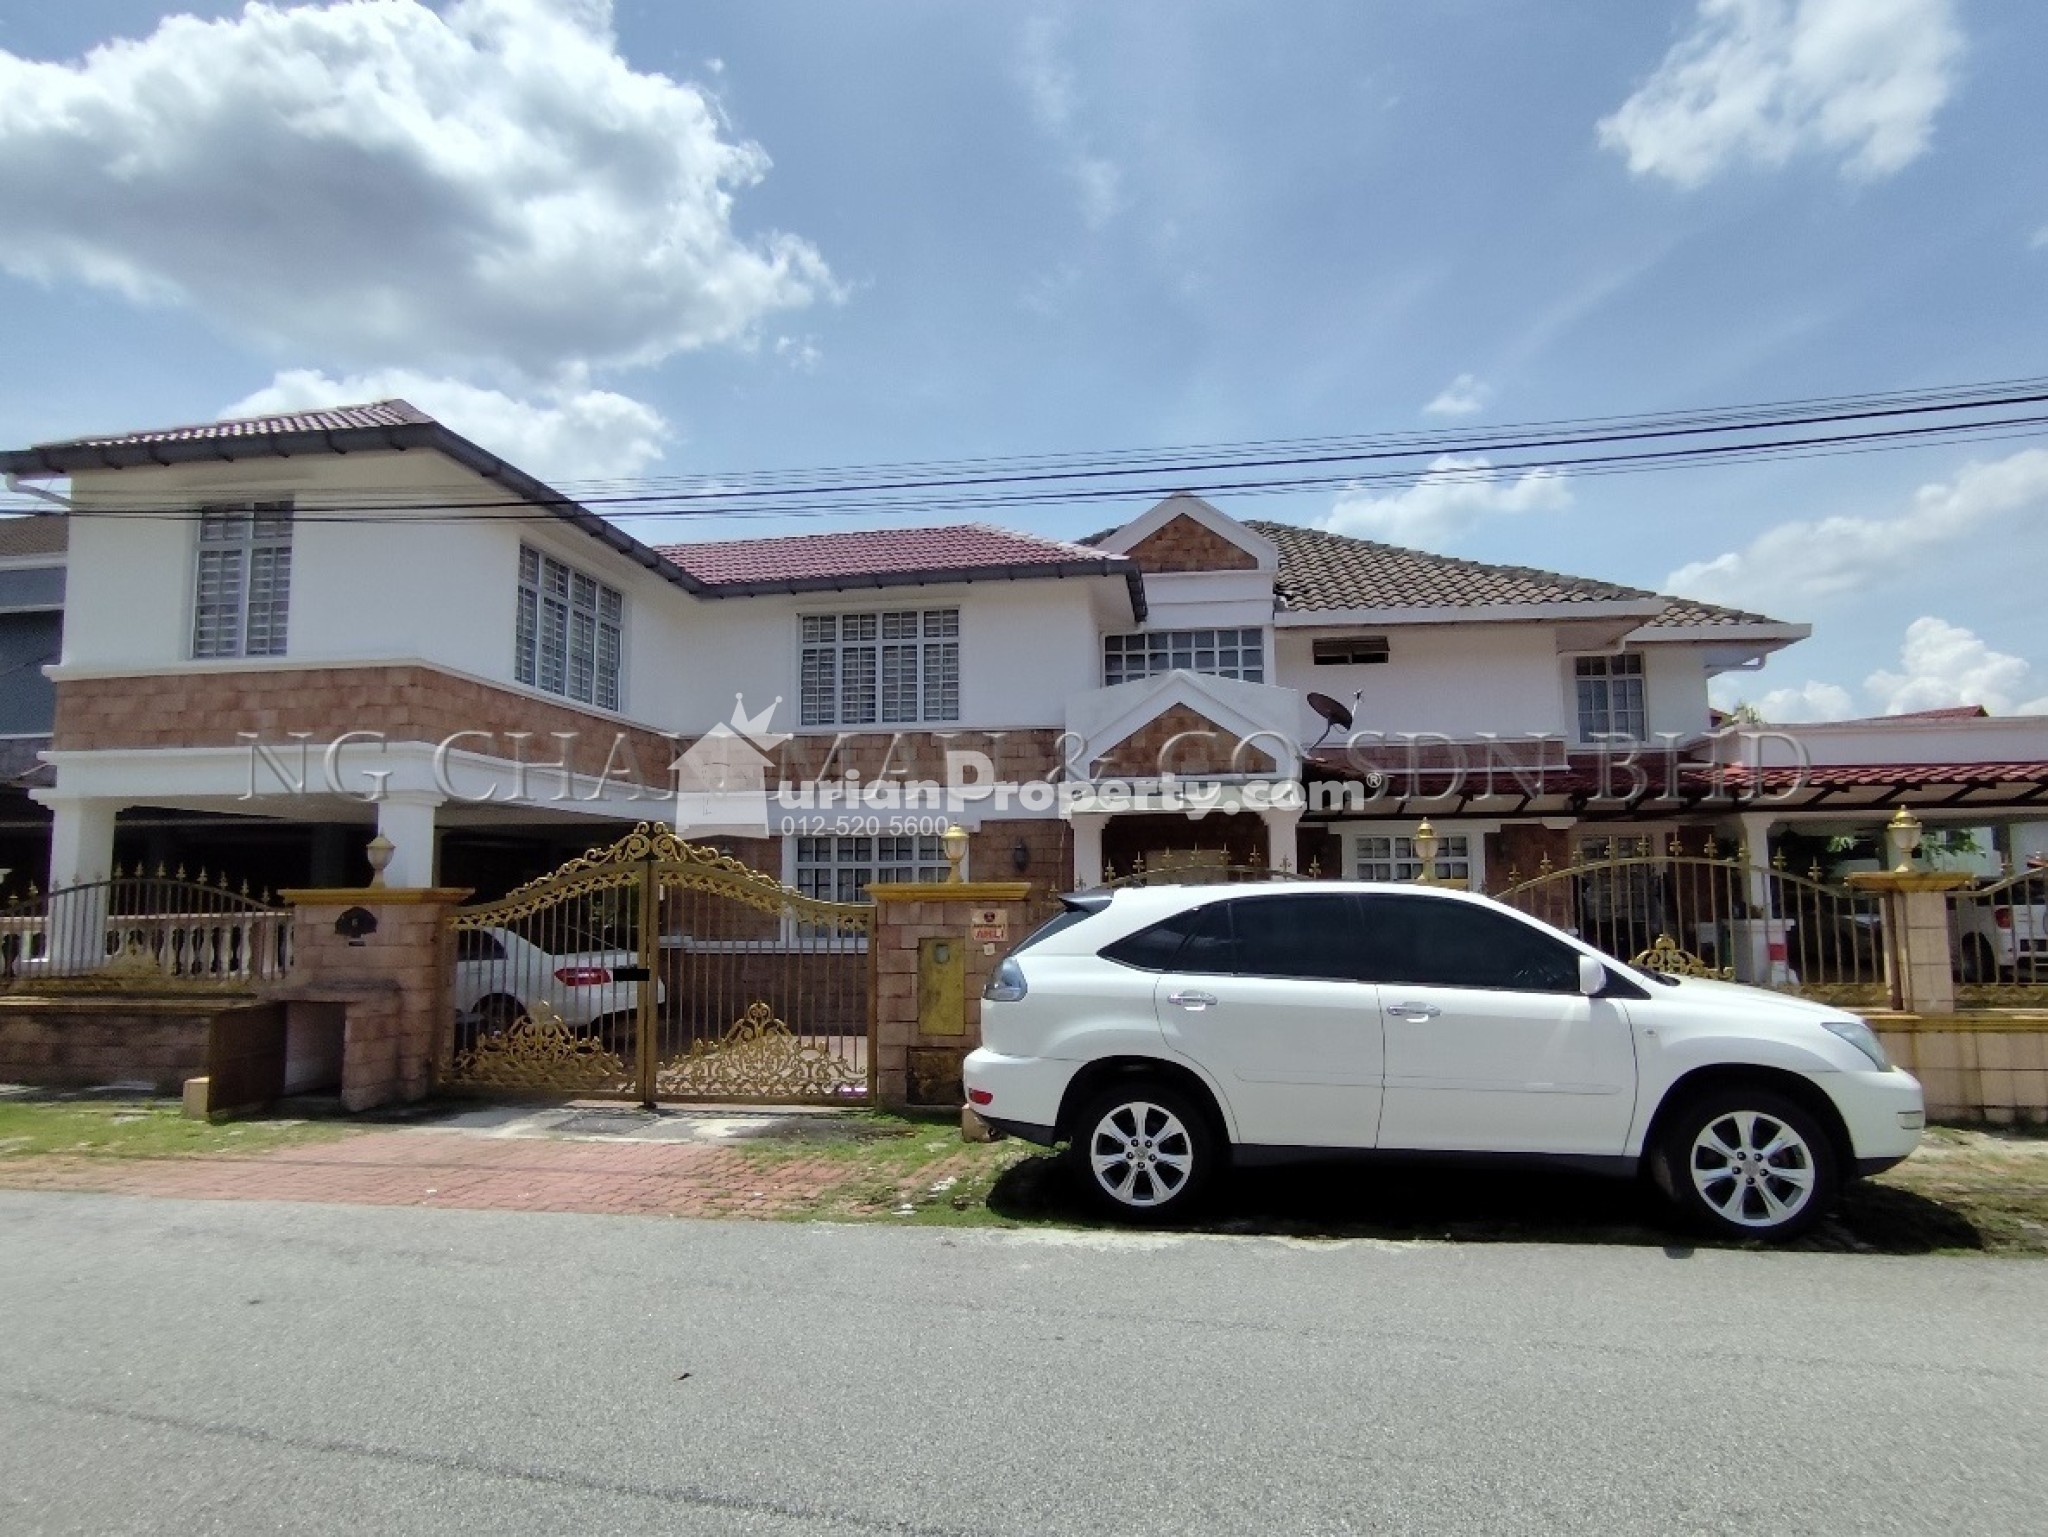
275;885;471;1111
868;880;1032;1110
1848;870;1972;1016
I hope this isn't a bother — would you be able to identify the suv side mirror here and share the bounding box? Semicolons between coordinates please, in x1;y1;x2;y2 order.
1578;954;1608;997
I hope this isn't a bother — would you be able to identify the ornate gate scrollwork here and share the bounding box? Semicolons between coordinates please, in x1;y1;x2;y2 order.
443;824;875;1104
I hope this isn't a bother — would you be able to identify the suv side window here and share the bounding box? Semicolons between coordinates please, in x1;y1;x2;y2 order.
1100;903;1231;973
1360;895;1581;992
1224;892;1372;983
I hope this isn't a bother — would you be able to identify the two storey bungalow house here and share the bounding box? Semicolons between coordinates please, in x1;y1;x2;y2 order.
5;402;2046;914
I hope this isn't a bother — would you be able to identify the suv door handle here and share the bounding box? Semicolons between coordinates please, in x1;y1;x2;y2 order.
1385;1001;1441;1019
1167;990;1218;1010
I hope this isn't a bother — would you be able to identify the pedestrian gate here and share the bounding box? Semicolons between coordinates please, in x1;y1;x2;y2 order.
442;825;875;1104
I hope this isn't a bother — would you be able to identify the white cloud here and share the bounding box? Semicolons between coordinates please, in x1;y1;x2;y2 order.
0;0;832;379
1599;0;1963;187
1665;447;2048;615
2032;225;2048;250
1019;16;1122;229
1866;617;2048;716
1747;680;1858;722
1423;374;1492;418
1323;455;1571;546
222;368;670;483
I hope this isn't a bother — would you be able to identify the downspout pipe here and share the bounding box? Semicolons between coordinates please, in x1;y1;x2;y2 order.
4;473;74;513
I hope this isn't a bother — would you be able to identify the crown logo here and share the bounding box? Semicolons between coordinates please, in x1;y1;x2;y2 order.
727;693;789;750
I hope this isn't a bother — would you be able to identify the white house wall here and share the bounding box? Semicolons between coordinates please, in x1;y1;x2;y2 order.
1273;624;1576;742
669;577;1122;738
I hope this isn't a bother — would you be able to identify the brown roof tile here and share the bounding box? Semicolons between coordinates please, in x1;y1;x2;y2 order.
1245;519;1654;612
655;523;1138;593
23;399;434;454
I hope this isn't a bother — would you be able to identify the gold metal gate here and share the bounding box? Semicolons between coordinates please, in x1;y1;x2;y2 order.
443;825;875;1104
1492;835;1886;1007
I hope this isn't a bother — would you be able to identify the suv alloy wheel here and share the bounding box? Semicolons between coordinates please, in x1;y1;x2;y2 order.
1661;1087;1839;1241
1068;1082;1217;1221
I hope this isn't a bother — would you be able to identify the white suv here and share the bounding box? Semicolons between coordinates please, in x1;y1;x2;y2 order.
963;883;1924;1240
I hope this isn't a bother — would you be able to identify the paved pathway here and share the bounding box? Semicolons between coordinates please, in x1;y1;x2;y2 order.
0;1106;989;1218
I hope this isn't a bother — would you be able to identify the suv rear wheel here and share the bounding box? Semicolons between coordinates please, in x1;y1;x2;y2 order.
1661;1087;1838;1241
1068;1082;1217;1222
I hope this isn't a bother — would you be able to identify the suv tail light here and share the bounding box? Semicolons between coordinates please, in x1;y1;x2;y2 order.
1996;908;2014;930
553;965;613;986
983;957;1028;1003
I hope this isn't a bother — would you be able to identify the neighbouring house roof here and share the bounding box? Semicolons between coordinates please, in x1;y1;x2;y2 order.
653;523;1147;617
0;515;67;559
1798;705;1997;726
0;399;699;597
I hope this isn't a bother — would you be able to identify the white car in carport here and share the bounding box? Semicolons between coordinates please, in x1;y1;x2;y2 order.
963;883;1924;1239
453;925;658;1046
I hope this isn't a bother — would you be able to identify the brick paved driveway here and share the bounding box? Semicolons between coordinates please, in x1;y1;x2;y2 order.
0;1118;996;1220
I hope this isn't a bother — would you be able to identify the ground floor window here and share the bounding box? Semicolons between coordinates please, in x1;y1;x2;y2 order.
793;834;950;902
1354;832;1472;884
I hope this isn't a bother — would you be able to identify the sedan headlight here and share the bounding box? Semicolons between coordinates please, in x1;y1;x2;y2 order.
1822;1017;1890;1071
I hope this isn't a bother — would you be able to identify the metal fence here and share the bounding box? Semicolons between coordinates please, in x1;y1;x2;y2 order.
1949;868;2048;1006
0;867;292;989
1492;838;1885;1006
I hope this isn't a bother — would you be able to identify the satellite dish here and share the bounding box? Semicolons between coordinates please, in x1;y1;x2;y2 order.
1307;692;1355;731
1305;691;1358;752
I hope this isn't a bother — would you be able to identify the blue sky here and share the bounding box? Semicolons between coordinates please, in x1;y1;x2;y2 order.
2;1;2045;718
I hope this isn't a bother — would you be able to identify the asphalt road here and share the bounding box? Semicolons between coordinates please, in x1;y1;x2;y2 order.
2;1193;2044;1536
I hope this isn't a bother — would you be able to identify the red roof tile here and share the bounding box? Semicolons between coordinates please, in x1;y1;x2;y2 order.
655;523;1133;589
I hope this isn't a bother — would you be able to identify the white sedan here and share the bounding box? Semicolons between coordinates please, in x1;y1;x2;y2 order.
453;925;660;1047
963;883;1924;1239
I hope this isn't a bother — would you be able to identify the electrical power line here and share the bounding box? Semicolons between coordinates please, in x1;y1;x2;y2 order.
6;375;2047;525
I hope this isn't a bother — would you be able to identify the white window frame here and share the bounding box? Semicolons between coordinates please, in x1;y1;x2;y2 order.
1572;652;1647;744
1101;626;1266;686
516;545;624;711
1352;832;1473;885
192;501;293;659
1337;820;1494;889
797;608;961;727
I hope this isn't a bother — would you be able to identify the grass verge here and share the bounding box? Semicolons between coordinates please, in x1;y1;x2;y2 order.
0;1096;350;1162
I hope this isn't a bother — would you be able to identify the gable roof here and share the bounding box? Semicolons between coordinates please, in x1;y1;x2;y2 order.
1246;520;1654;613
1238;519;1797;632
653;523;1146;615
4;401;435;461
0;399;698;596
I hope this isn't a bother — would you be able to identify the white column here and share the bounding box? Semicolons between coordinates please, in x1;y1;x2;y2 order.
1734;810;1785;985
375;793;444;888
1263;805;1303;873
45;797;119;886
1070;812;1109;889
39;797;120;972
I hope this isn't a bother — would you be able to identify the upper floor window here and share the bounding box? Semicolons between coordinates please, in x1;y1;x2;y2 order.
799;609;960;727
1355;833;1471;884
193;502;292;659
1575;653;1645;741
516;546;623;710
1102;627;1264;687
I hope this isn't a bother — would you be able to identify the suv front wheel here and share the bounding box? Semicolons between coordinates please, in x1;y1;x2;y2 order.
1068;1082;1217;1222
1661;1088;1839;1241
